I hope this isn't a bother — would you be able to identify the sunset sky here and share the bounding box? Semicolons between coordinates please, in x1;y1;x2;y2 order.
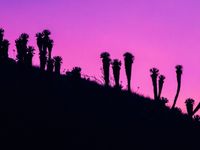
1;0;200;112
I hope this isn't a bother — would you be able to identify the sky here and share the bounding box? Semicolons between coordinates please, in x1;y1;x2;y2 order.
1;0;200;113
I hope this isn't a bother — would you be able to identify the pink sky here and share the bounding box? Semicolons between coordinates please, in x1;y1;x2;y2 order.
1;0;200;113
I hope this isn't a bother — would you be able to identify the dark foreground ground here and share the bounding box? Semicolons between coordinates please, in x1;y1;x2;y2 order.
0;62;199;150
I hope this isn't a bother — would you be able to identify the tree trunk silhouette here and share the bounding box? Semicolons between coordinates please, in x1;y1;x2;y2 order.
112;59;121;88
40;54;47;71
113;67;120;88
125;62;132;92
0;28;4;45
103;61;110;87
187;103;193;117
185;99;194;117
158;75;165;100
151;77;157;100
47;59;54;73
158;83;163;100
55;63;61;75
101;52;111;87
25;55;33;68
150;68;159;101
123;52;134;92
48;52;52;60
172;77;181;109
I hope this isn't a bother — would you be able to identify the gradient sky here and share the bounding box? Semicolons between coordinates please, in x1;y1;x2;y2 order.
1;0;200;113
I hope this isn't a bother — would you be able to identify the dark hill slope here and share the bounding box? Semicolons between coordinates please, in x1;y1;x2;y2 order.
0;62;199;150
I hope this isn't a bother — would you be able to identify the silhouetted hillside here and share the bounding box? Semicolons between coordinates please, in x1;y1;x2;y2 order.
0;28;200;149
0;62;199;150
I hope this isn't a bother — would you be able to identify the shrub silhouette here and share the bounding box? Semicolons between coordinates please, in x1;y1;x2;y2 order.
123;52;134;92
150;68;159;100
100;52;111;87
158;75;165;100
172;65;183;109
185;98;194;117
53;56;62;75
194;115;200;122
67;67;82;79
112;59;121;88
160;97;168;106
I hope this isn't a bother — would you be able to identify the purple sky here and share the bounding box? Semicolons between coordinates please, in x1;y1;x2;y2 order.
1;0;200;112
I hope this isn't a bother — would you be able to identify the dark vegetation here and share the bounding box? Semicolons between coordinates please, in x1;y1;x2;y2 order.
0;28;200;149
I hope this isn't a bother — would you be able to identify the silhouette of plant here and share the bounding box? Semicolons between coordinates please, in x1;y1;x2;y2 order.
36;30;52;71
42;29;51;55
0;29;199;149
192;102;200;116
71;67;82;79
15;33;29;65
36;32;46;70
158;75;165;100
155;97;168;107
185;98;194;117
160;97;168;105
172;65;183;109
47;39;53;60
36;33;43;52
46;38;54;73
194;115;200;122
100;52;111;87
0;29;10;63
47;58;54;73
112;59;121;88
150;68;159;100
0;39;10;60
25;46;35;67
53;56;62;75
123;52;134;92
15;38;22;62
0;28;4;44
